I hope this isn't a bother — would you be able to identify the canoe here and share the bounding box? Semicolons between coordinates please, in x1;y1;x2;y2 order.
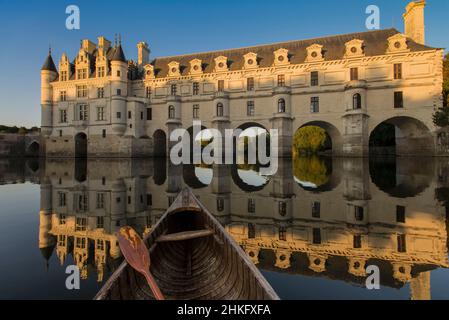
94;188;279;300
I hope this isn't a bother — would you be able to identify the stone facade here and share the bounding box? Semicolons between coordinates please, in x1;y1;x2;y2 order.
41;1;444;158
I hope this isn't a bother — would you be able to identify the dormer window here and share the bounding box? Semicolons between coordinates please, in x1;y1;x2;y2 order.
144;64;155;79
387;34;409;53
214;56;228;72
97;66;105;78
60;71;68;82
344;39;365;58
273;48;289;66
189;59;202;75
306;44;324;62
77;68;87;80
243;52;258;69
168;61;180;77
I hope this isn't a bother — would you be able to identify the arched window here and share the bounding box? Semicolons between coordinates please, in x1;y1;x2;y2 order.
278;98;286;113
168;105;175;119
353;93;362;110
216;103;224;117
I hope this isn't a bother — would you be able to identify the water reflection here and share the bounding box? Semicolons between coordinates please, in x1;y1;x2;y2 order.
1;156;449;299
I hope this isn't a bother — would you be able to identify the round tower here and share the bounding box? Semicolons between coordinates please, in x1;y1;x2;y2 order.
110;40;128;135
41;49;58;137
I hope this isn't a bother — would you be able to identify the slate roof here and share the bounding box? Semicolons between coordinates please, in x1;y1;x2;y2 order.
41;53;58;72
150;28;436;78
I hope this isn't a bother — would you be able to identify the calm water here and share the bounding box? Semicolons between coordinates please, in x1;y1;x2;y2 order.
0;156;449;300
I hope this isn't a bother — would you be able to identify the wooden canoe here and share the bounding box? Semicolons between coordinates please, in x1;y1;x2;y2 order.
94;188;279;300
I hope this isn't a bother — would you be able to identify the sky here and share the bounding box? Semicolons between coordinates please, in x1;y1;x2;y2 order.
0;0;448;127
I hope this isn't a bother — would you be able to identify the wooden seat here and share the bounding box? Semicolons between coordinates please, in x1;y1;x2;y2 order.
156;229;214;243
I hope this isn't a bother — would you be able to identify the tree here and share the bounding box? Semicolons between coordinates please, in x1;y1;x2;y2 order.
293;126;327;155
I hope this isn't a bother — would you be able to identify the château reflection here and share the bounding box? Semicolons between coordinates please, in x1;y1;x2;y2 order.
13;155;448;300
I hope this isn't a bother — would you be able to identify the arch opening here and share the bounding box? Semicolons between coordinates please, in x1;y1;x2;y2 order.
153;130;167;158
75;133;87;158
234;123;270;164
293;122;342;156
26;141;40;157
369;117;434;156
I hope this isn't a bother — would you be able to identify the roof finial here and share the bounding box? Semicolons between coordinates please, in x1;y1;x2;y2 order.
114;34;117;47
49;44;51;56
119;34;122;46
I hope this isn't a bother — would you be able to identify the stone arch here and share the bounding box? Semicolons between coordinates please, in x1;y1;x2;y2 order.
233;122;270;162
74;133;87;158
183;164;212;189
294;121;343;155
231;165;270;192
26;141;40;157
153;130;167;158
369;116;434;156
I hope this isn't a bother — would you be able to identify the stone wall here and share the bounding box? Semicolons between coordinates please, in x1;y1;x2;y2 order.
0;134;41;157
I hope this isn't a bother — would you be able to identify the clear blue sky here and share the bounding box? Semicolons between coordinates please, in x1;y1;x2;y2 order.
0;0;448;127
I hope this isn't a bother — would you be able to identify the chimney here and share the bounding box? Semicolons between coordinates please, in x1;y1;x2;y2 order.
97;36;111;51
137;42;150;66
81;39;97;54
403;0;426;45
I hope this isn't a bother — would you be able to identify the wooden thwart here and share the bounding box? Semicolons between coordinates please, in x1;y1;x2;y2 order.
156;229;214;243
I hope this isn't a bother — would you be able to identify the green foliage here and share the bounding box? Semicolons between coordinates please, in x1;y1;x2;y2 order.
0;125;39;134
293;155;330;187
293;126;327;155
433;107;449;128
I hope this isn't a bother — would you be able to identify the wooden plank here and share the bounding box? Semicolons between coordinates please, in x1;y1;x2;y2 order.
156;229;214;243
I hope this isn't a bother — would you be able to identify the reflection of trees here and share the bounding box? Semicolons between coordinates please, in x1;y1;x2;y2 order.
293;156;330;187
293;126;328;155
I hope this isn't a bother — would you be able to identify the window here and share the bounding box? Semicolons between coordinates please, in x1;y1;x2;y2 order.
128;111;132;119
310;97;319;113
117;70;121;77
193;82;199;95
216;103;223;117
60;91;67;102
350;68;359;81
353;235;362;249
102;129;106;138
278;202;287;216
355;206;364;221
75;217;87;231
353;93;362;110
58;192;66;207
312;228;321;244
58;235;66;246
76;194;88;213
76;85;88;98
60;71;68;81
277;74;286;87
97;216;104;229
78;104;88;121
278;99;286;113
168;196;176;206
146;108;152;120
279;227;287;241
75;237;86;249
193;104;200;119
97;66;105;77
59;214;66;225
312;201;321;218
218;80;225;92
128;196;131;205
96;193;105;209
311;71;319;86
97;107;105;121
170;84;177;96
248;198;256;213
248;223;256;239
59;109;67;123
394;63;402;80
147;194;152;206
396;206;406;223
217;198;224;212
247;77;255;91
102;177;106;185
97;87;104;99
59;130;62;137
77;68;87;80
168;105;176;119
398;234;407;253
116;89;121;96
96;239;104;250
116;112;121;119
247;101;255;116
145;86;151;99
394;91;404;108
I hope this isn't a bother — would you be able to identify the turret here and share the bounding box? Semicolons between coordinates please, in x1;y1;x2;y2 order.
137;42;150;67
41;49;58;136
39;178;56;269
403;0;426;45
110;38;128;135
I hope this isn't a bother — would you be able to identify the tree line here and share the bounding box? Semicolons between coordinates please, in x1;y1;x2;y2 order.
0;125;40;135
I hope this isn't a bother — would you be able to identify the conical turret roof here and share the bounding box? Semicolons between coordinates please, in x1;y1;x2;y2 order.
41;50;57;72
111;44;127;62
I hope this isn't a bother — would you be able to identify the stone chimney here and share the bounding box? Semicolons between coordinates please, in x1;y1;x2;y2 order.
403;0;426;45
97;36;111;51
137;42;150;66
81;39;97;54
